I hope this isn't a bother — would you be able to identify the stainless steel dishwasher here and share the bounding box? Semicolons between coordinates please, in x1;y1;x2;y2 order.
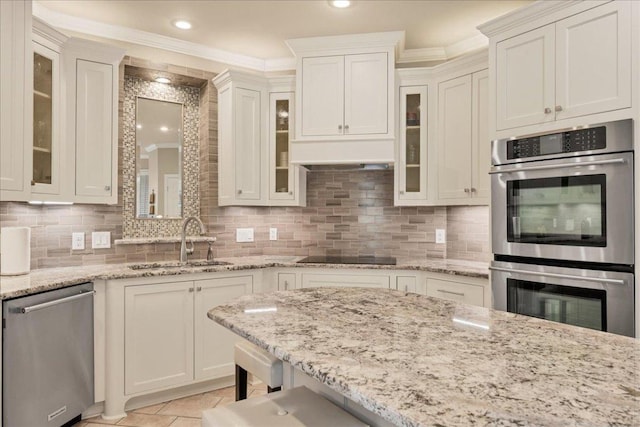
3;283;94;427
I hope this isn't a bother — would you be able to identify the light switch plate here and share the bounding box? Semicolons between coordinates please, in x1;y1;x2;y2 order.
72;232;85;250
269;228;278;241
92;231;111;249
236;228;254;243
435;229;446;244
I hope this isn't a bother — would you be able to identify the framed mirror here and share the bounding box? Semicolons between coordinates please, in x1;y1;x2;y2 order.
135;97;183;219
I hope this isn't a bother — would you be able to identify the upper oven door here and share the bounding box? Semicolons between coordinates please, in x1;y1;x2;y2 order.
491;151;634;265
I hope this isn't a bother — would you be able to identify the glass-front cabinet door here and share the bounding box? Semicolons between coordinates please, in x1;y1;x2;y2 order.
32;40;60;195
398;86;427;201
269;92;295;201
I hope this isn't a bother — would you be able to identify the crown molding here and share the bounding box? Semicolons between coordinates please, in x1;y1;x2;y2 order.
34;1;499;71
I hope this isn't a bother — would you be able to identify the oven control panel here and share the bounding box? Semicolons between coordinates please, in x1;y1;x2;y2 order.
507;126;606;160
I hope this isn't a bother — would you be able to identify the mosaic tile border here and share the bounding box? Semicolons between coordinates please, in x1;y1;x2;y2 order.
123;76;201;238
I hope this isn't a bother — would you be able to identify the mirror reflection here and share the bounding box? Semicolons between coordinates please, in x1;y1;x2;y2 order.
135;97;183;218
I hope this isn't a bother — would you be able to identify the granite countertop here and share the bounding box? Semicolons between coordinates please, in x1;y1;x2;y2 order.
0;256;488;300
208;287;640;427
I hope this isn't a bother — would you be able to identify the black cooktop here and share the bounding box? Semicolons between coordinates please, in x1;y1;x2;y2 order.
297;256;397;265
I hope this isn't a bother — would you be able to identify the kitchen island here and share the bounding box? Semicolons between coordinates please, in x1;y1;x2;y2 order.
209;287;640;426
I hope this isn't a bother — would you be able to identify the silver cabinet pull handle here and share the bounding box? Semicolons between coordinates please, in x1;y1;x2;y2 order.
437;289;465;297
19;291;95;314
544;107;552;114
284;280;289;290
489;158;626;174
555;105;563;112
489;266;626;285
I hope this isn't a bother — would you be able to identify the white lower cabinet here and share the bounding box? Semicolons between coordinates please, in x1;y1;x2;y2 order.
124;281;194;395
396;276;417;293
195;276;253;381
301;273;390;289
278;273;296;290
426;277;485;307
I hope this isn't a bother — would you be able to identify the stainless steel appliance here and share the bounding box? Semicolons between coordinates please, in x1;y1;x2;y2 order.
3;283;94;427
490;119;634;337
491;119;634;265
490;260;634;337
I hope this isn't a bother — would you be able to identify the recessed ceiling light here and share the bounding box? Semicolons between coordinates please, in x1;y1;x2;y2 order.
173;20;192;30
155;77;171;84
330;0;351;8
160;126;169;132
136;124;142;129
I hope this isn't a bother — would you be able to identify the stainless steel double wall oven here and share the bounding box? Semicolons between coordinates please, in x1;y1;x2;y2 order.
490;119;634;337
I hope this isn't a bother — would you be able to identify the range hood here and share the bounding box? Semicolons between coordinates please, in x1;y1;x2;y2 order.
302;163;393;172
289;137;396;166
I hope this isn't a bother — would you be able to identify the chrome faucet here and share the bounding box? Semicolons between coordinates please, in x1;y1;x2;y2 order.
180;216;207;263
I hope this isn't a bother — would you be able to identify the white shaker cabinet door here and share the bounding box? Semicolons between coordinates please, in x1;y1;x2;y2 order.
124;281;195;395
555;1;631;121
496;25;555;130
427;278;484;307
344;52;388;136
300;55;344;137
75;59;114;199
234;87;262;201
194;275;253;381
471;69;490;201
437;74;473;200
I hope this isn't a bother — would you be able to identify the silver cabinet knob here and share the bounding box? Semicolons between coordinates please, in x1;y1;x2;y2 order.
464;188;470;193
189;288;194;293
237;189;242;195
555;105;563;112
344;124;349;133
470;187;477;193
289;191;293;195
104;185;110;191
196;286;202;292
399;190;405;195
338;124;343;132
544;107;552;114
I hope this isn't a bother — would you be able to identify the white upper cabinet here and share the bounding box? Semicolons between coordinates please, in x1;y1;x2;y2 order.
287;32;401;165
437;69;489;205
300;55;344;137
214;70;306;207
343;52;388;136
65;38;123;204
495;1;632;131
0;0;32;201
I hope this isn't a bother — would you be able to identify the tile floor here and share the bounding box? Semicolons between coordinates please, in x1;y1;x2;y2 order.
74;384;267;427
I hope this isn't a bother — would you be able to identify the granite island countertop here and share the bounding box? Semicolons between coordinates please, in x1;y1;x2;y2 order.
0;256;488;300
208;287;640;427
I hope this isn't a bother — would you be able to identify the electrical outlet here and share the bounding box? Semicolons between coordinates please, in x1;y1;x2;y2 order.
269;228;278;241
72;232;85;250
236;228;254;243
92;231;111;249
435;229;446;244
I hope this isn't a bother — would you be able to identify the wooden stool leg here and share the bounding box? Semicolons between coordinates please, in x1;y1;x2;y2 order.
235;365;248;401
267;386;281;393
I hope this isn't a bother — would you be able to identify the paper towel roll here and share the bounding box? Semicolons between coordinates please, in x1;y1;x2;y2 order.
1;227;31;276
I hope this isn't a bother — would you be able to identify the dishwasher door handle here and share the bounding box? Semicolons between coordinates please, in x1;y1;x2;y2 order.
19;290;95;314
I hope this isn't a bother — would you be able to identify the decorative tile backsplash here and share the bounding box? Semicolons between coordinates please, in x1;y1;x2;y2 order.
0;57;490;270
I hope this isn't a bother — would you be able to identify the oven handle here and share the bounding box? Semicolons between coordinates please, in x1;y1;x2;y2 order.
489;266;626;285
489;157;627;174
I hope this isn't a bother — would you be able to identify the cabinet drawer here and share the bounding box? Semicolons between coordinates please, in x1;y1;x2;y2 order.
278;273;296;290
426;278;484;307
301;273;390;289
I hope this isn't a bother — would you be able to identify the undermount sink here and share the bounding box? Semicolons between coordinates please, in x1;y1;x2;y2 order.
128;260;232;270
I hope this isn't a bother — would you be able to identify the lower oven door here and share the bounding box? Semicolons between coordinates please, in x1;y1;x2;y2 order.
490;260;634;337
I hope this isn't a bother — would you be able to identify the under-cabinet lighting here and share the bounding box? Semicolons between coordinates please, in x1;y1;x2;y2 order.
155;77;171;84
330;0;351;8
452;317;490;331
28;201;74;205
173;20;192;30
244;307;278;314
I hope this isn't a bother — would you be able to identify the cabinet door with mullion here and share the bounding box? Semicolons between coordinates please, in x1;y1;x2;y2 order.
269;91;295;201
397;85;427;202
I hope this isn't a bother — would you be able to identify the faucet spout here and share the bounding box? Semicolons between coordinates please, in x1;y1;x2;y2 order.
180;216;206;263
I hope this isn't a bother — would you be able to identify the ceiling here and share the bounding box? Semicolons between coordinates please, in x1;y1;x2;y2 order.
35;0;532;70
